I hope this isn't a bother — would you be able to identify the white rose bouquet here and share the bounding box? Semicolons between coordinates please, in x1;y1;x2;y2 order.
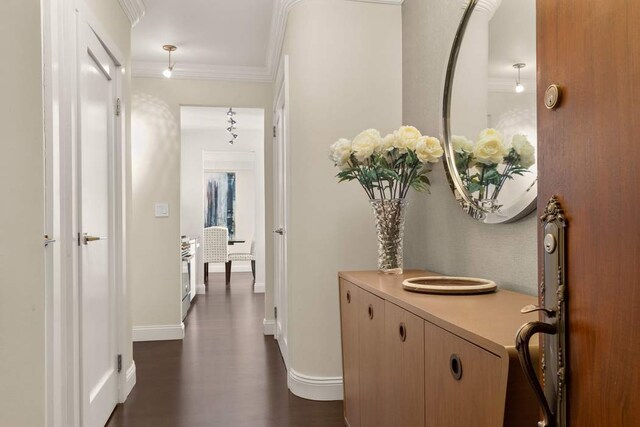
454;128;535;205
329;126;444;200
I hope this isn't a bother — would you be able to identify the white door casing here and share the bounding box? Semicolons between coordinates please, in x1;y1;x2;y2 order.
78;22;119;427
273;56;290;366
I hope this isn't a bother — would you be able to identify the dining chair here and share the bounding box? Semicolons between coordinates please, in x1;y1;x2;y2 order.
203;226;232;286
228;238;255;282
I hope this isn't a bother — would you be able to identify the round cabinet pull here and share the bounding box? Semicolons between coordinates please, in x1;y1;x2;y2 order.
346;291;351;304
368;304;374;320
399;322;407;342
450;354;463;381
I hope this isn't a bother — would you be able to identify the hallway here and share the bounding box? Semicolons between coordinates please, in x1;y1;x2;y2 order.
106;273;344;427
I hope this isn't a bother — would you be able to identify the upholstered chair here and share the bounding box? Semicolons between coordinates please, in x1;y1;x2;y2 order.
203;226;232;286
228;239;256;282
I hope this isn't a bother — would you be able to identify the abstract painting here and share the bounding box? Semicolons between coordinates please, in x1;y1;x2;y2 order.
204;172;236;238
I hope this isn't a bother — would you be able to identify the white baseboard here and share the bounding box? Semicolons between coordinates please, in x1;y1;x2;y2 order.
196;283;207;295
120;361;136;402
287;369;344;401
132;323;185;342
263;318;275;335
254;282;265;293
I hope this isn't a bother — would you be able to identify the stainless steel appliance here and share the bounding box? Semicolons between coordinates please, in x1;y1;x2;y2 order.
181;236;195;320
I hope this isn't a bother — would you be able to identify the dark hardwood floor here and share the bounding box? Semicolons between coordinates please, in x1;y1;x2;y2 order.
106;273;344;427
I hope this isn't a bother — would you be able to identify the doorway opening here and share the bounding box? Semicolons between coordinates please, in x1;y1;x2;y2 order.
180;106;266;306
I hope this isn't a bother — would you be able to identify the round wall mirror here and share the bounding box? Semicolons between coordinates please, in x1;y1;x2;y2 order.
442;0;537;223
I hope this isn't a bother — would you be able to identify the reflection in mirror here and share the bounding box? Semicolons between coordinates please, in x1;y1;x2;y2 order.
442;0;537;223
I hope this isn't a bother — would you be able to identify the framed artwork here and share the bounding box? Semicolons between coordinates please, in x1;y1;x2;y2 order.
204;172;236;238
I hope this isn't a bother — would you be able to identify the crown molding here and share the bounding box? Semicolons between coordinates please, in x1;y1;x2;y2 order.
132;0;402;82
265;0;303;79
132;61;273;83
118;0;146;27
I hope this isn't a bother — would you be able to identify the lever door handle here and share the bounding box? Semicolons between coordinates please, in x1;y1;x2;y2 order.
273;228;284;235
82;233;106;245
44;235;56;246
521;304;556;317
515;321;558;427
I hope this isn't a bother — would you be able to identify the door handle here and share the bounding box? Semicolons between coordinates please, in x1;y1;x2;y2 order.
82;233;106;245
516;321;558;427
44;235;56;247
273;228;284;235
516;196;568;427
521;304;556;318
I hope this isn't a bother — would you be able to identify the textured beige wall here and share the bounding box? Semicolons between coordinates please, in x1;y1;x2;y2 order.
131;78;273;329
282;0;403;377
0;1;45;424
402;0;537;295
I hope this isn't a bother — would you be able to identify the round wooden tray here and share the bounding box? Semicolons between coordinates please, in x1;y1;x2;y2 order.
402;276;497;295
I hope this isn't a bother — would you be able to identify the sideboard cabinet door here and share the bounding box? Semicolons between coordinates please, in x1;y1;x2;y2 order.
339;279;360;427
359;288;386;427
424;321;503;426
384;302;425;427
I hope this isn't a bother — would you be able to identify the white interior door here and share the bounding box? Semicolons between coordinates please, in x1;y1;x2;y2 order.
79;23;118;427
273;58;289;365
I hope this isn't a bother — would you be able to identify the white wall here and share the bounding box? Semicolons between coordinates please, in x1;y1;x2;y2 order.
281;0;402;388
402;0;537;295
0;1;45;425
181;118;265;286
131;78;273;333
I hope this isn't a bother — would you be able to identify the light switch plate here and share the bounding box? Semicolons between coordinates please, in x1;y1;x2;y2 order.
155;203;169;218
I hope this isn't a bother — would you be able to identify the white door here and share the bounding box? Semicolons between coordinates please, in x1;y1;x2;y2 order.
79;23;119;427
273;58;289;365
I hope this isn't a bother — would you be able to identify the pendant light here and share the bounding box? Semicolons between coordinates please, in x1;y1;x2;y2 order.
513;63;526;93
162;45;177;78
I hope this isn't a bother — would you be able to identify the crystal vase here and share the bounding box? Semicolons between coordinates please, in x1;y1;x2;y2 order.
369;199;408;275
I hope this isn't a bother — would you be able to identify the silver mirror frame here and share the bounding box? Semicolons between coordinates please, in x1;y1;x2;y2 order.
441;0;537;224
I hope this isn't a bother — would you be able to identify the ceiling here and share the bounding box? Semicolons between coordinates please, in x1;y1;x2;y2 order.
132;0;277;80
181;106;265;132
488;0;537;82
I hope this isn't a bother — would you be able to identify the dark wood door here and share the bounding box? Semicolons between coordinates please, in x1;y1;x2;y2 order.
537;0;640;424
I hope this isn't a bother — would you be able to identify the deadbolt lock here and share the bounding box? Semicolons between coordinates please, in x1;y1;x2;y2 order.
544;84;561;109
544;233;557;253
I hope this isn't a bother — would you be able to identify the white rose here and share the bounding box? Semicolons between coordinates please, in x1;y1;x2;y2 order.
415;136;444;163
351;129;382;162
478;128;503;141
473;135;508;165
394;126;422;152
329;138;352;168
511;134;536;168
451;135;474;153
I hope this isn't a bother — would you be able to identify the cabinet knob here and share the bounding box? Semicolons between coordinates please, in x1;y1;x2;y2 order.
450;354;463;381
368;304;374;320
346;290;351;304
399;322;407;342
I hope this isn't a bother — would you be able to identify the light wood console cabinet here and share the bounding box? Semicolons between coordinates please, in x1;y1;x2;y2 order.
339;271;539;427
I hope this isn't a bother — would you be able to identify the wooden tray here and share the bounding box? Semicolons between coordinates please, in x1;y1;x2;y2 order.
402;276;497;295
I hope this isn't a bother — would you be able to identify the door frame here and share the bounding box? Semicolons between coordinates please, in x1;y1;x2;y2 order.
272;55;290;367
43;1;131;426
